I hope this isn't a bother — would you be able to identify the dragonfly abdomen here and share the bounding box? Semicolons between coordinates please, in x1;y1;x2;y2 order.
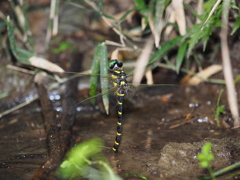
112;88;125;153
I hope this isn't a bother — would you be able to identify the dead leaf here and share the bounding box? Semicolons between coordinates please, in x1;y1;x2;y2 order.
132;37;154;86
187;64;222;85
172;0;186;35
29;56;64;73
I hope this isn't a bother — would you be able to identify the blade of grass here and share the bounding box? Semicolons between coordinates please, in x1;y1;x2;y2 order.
0;94;39;118
147;0;165;48
176;41;187;74
0;92;9;99
200;161;240;180
201;0;222;30
231;14;240;35
6;16;17;58
98;0;103;14
215;89;225;127
125;172;148;180
9;1;33;50
118;8;136;24
133;0;148;16
147;35;183;67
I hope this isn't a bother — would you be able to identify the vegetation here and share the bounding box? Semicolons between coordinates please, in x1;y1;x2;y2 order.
1;0;240;179
56;138;121;180
197;142;215;180
198;142;240;180
214;89;225;127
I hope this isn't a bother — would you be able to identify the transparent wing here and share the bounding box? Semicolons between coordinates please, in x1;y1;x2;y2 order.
52;71;180;115
123;84;181;109
62;83;180;115
69;85;119;115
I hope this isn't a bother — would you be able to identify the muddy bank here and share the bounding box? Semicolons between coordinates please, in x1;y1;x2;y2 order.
158;137;240;179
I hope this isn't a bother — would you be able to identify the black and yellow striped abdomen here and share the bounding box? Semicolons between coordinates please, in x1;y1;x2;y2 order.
109;59;128;153
112;89;125;152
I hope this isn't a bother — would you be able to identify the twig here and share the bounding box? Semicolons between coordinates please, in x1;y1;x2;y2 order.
45;0;60;49
0;94;38;119
201;0;222;30
220;1;240;128
32;72;63;179
132;36;154;86
59;54;80;154
7;64;35;75
157;63;225;84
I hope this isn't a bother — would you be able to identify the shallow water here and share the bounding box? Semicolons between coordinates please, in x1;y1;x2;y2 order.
0;83;239;179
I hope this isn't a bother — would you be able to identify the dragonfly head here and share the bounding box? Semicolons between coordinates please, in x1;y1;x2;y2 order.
109;59;123;70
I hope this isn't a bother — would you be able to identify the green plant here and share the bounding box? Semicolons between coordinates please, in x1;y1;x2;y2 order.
197;142;215;180
125;172;148;180
57;138;121;180
214;89;225;127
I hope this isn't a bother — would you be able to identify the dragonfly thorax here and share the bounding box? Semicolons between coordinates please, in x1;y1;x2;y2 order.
111;69;128;89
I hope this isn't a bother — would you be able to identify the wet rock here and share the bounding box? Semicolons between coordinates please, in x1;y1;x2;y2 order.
158;138;240;179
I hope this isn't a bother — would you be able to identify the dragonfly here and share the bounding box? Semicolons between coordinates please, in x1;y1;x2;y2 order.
55;59;179;153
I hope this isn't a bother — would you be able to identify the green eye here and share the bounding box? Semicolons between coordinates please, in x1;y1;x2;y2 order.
109;59;118;69
108;61;115;67
109;59;123;69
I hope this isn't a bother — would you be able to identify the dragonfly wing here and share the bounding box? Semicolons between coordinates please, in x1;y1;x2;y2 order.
124;84;181;108
70;86;118;115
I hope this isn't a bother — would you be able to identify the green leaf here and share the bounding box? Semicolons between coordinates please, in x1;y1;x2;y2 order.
99;43;109;114
187;25;202;57
154;0;165;23
101;13;117;22
89;43;109;114
6;16;35;64
148;36;183;67
6;16;17;58
68;1;87;9
98;0;103;14
176;42;187;74
57;138;104;179
200;161;210;168
215;89;225;127
68;1;116;22
52;41;73;54
0;92;9;99
207;154;214;161
0;21;6;28
197;154;205;161
231;14;240;35
231;2;240;10
133;0;148;16
119;8;136;23
197;142;214;169
202;142;212;153
90;45;101;104
125;172;148;180
16;48;35;64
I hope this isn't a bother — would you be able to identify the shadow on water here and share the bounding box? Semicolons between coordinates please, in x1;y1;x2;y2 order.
0;83;240;179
